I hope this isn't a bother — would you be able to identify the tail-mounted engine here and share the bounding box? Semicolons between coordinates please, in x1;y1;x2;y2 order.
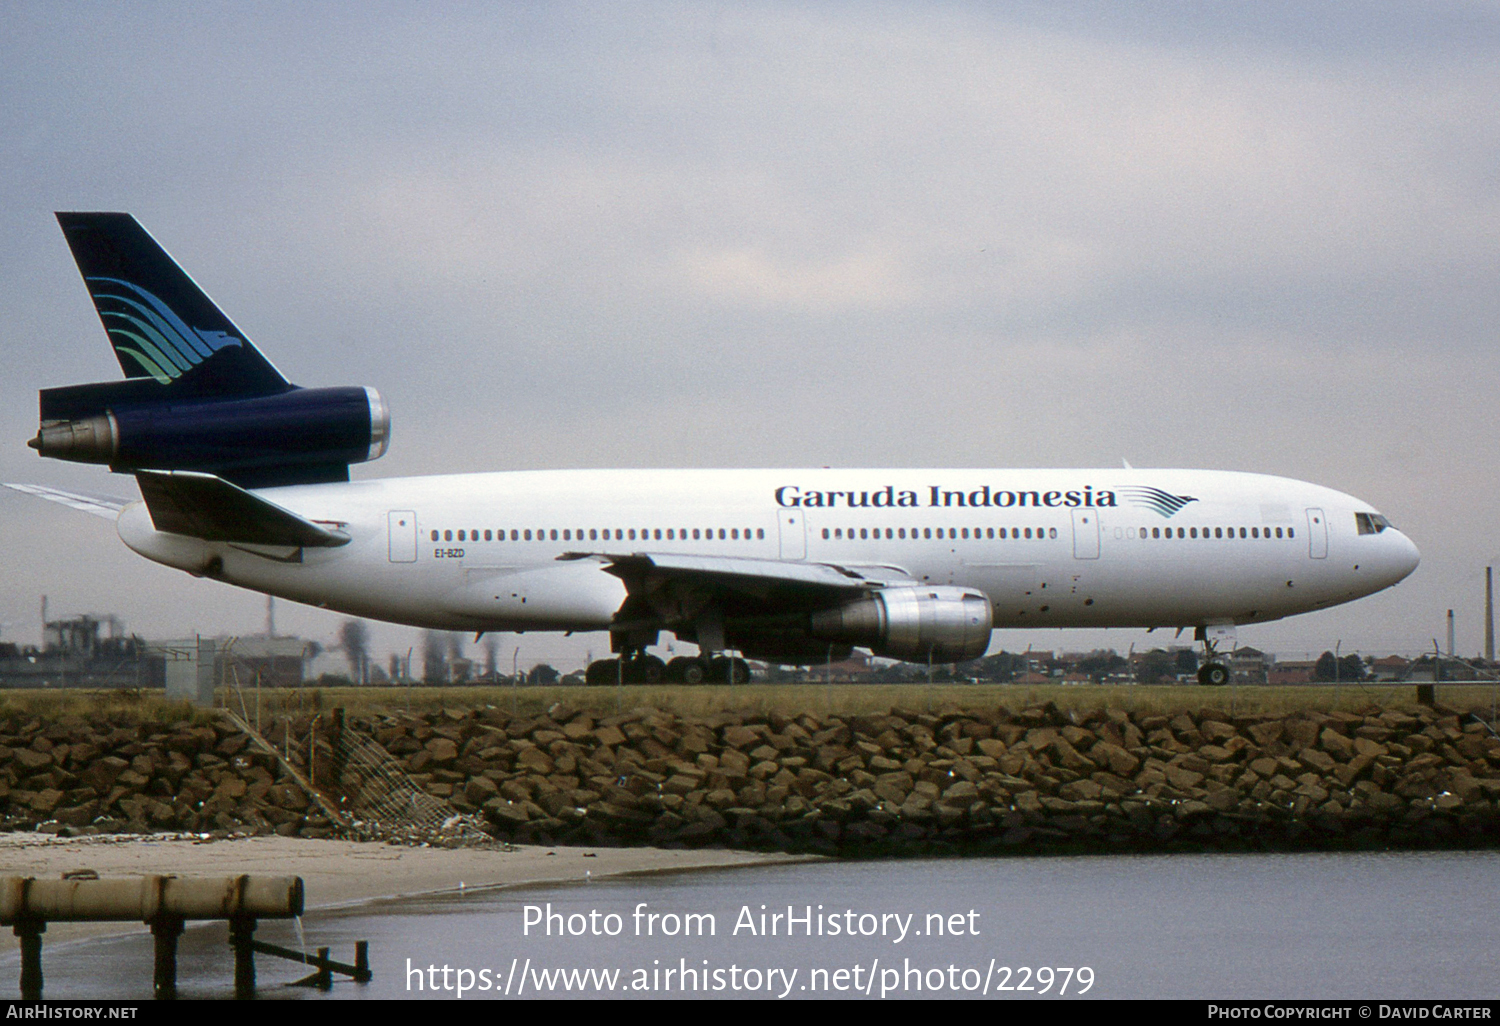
31;384;389;489
35;212;391;489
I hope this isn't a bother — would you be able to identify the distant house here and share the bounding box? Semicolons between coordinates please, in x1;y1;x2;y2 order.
1231;647;1269;683
1268;661;1316;685
1369;655;1410;682
1014;671;1051;686
823;652;875;681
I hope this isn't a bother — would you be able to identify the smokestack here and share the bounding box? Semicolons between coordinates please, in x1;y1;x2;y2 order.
1447;609;1455;658
1486;567;1494;663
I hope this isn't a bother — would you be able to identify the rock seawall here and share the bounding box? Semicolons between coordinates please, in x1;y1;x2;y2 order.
0;702;1497;854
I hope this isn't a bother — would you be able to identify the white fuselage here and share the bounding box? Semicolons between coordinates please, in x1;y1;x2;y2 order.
114;468;1420;643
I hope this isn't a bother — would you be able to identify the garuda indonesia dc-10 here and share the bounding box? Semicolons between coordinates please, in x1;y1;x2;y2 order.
10;213;1420;685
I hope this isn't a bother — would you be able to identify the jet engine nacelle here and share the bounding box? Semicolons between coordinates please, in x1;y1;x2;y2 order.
31;385;389;488
809;585;993;663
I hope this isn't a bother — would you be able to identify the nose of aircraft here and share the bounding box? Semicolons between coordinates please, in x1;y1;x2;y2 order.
1389;531;1420;584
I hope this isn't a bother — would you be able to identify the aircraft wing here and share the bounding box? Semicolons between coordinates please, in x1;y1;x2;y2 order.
134;470;350;548
2;482;131;520
571;550;918;644
591;552;918;595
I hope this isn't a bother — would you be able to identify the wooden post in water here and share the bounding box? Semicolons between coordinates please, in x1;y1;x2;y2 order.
229;915;257;999
151;914;184;999
14;918;43;1000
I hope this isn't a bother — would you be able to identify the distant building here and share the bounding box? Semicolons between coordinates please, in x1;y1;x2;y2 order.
1268;660;1316;685
1231;647;1269;683
217;636;317;688
0;612;142;688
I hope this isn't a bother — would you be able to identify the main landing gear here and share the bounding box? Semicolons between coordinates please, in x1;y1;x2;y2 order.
584;652;749;685
1194;624;1234;686
584;652;665;685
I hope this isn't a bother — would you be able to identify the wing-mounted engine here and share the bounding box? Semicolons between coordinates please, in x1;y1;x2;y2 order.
597;553;994;665
808;586;993;663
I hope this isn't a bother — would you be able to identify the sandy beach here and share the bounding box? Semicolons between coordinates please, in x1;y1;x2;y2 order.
0;833;815;950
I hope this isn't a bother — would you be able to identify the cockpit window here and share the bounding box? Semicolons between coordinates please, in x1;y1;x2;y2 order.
1355;512;1392;535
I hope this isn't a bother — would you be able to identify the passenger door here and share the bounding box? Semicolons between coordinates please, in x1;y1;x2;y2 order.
1071;509;1100;559
388;510;418;562
778;509;806;560
1305;508;1328;559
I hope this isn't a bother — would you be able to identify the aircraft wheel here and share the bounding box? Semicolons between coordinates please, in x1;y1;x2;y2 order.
665;657;701;684
709;656;749;684
630;654;666;684
585;659;620;686
1198;662;1230;686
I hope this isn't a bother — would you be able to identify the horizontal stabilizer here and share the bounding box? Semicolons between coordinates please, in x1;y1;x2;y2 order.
2;483;129;521
135;470;348;548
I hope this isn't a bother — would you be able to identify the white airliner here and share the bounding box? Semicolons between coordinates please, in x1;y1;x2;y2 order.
10;214;1421;685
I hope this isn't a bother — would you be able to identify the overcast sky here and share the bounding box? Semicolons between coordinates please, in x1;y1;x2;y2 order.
2;2;1498;672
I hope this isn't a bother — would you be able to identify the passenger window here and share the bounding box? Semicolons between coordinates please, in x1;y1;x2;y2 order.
1288;528;1295;538
692;529;700;540
522;530;530;541
1251;527;1258;538
731;529;739;540
1189;527;1197;538
987;527;994;539
430;530;439;542
445;530;453;541
1178;528;1185;539
718;528;726;540
548;529;556;540
822;528;830;539
960;528;969;540
1048;528;1056;539
948;528;956;539
859;528;867;540
924;528;932;539
1151;528;1159;538
1239;528;1247;538
1025;528;1033;539
1276;527;1283;538
561;529;570;541
756;528;764;539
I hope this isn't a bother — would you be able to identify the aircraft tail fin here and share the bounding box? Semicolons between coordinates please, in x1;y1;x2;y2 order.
54;212;289;398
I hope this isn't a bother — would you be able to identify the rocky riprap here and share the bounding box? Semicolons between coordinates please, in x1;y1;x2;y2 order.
1;702;1497;854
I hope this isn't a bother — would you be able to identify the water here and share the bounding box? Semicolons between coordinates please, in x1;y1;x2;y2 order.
10;850;1499;999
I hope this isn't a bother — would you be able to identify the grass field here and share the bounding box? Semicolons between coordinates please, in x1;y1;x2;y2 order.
1;680;1496;722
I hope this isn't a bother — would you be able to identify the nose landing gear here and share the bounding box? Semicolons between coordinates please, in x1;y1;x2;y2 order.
1194;623;1235;686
